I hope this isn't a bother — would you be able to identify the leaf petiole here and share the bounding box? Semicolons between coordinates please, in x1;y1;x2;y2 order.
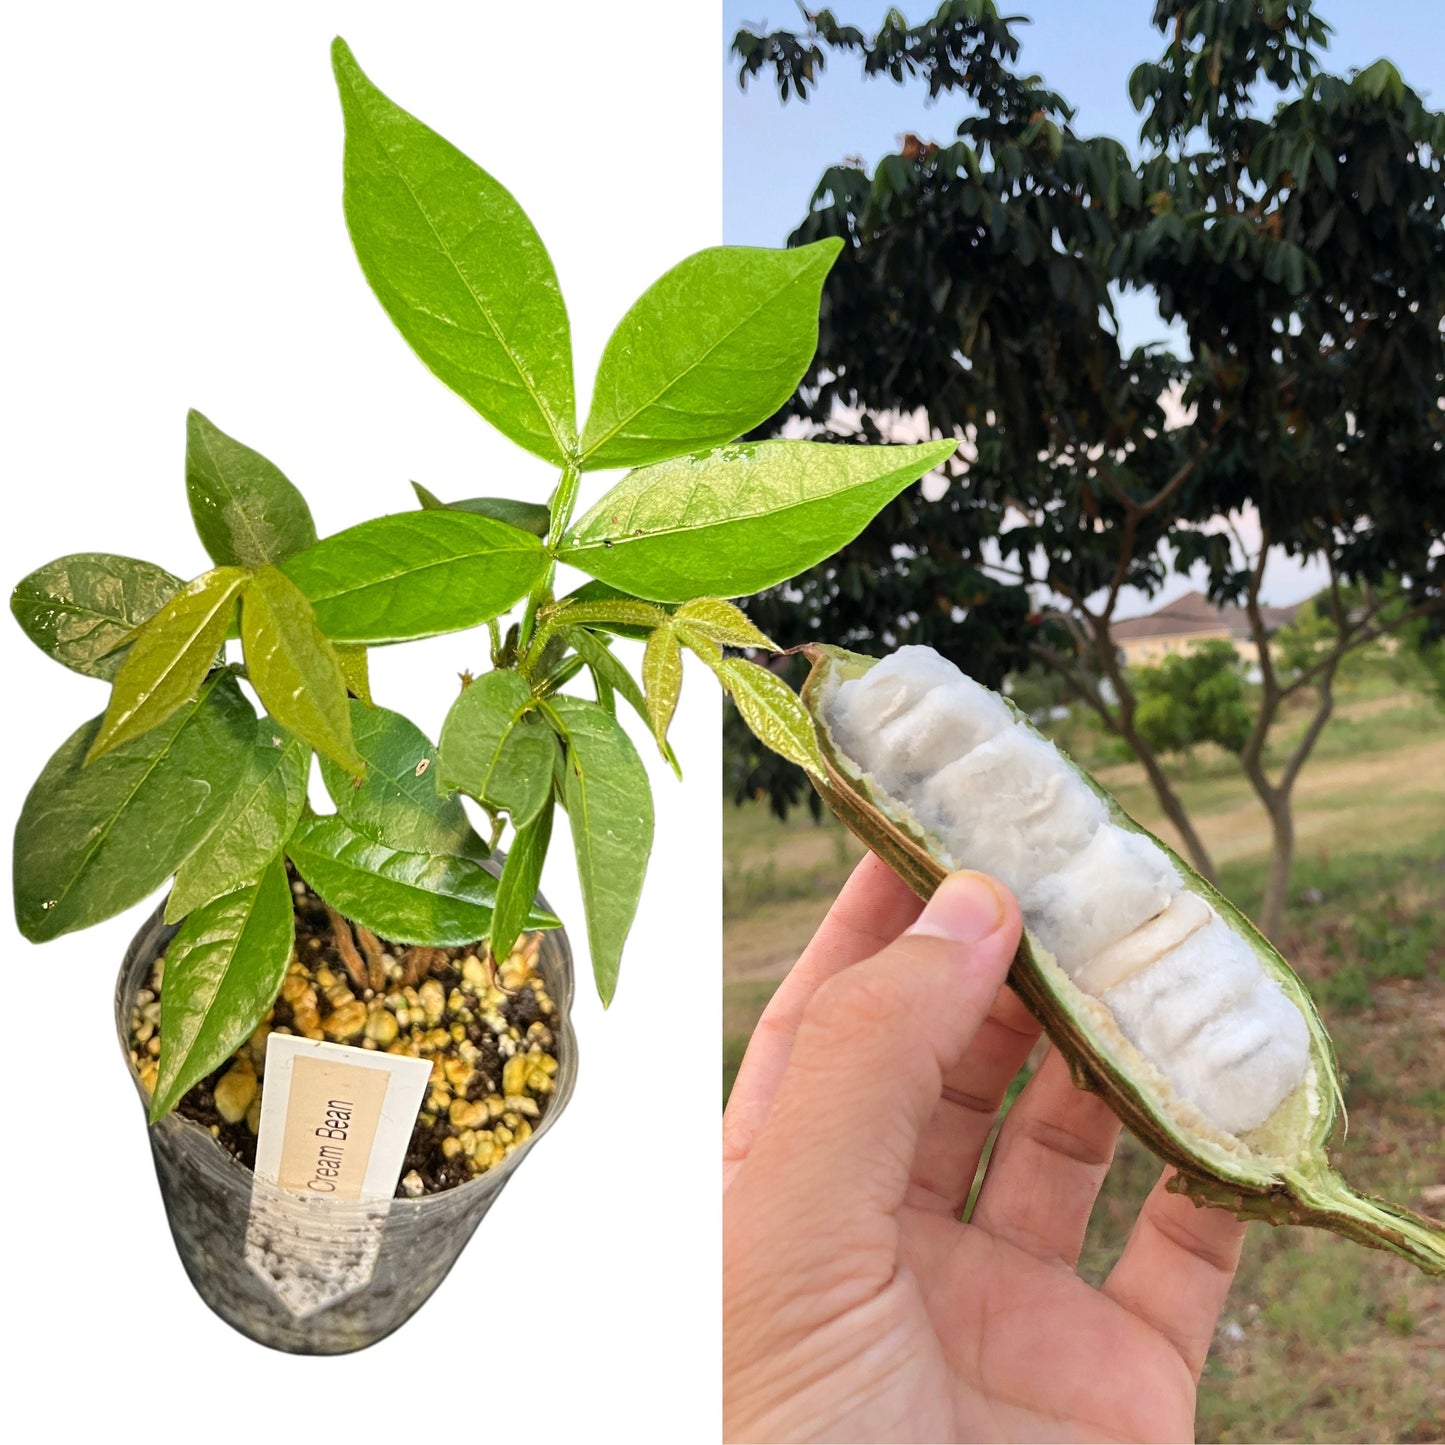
547;459;582;541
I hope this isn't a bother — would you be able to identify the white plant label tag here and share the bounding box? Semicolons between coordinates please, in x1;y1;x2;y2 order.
244;1034;432;1318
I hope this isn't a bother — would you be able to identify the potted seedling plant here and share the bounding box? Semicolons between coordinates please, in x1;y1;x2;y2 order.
9;39;954;1353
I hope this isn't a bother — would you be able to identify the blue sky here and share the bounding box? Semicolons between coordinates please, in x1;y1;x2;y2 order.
724;0;1444;350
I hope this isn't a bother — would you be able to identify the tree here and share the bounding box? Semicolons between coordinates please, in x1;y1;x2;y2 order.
1396;618;1445;713
1132;640;1251;762
730;0;1445;937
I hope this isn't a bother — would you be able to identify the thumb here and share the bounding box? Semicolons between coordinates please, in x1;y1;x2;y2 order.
747;871;1022;1225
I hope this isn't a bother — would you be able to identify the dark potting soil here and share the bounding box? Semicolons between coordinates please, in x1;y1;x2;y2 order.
127;873;563;1198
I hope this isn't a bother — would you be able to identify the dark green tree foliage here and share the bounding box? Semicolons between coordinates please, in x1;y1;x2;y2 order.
731;0;1445;936
1132;641;1251;759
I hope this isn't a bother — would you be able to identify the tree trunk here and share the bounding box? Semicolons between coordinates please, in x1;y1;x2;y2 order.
1090;632;1219;882
1121;718;1219;882
1258;793;1294;941
1246;679;1334;940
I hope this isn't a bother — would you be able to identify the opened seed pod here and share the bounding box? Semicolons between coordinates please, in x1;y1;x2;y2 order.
801;642;1445;1275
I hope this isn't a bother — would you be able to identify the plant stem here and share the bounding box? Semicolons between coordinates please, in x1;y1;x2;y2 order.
518;567;554;656
1294;1169;1445;1278
519;461;580;655
520;616;561;677
548;459;582;539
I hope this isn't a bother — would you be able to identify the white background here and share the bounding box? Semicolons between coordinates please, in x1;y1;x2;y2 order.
1;4;721;1437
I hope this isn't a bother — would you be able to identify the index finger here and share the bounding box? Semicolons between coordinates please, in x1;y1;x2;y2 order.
723;853;921;1181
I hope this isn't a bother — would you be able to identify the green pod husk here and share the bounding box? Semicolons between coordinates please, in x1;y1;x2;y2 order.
801;643;1445;1276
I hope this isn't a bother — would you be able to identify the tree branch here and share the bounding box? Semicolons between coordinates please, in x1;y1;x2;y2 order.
1028;641;1116;728
1238;520;1279;806
1138;453;1199;518
1279;657;1340;797
1278;592;1445;701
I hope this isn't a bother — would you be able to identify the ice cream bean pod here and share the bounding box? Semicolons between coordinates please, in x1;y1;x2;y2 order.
798;642;1445;1276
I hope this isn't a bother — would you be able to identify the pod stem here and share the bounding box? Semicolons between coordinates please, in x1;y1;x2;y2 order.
1291;1169;1445;1278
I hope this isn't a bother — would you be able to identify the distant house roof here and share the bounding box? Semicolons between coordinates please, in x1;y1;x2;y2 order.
1109;590;1298;643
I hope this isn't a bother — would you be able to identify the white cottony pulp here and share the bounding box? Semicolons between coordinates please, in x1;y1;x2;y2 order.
828;646;1311;1137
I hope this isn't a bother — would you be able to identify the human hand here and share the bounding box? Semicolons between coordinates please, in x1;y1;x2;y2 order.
723;857;1246;1443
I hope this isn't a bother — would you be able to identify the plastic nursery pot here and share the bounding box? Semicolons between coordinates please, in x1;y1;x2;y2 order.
114;900;577;1356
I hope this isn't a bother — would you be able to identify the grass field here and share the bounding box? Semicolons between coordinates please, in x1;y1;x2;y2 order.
723;665;1445;1443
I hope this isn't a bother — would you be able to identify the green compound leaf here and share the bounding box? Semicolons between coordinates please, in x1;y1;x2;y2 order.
281;510;546;645
14;674;256;942
717;655;826;778
490;797;553;968
185;410;318;568
672;596;779;651
333;38;576;463
150;856;294;1122
166;721;310;923
412;481;551;537
286;814;558;947
559;438;957;601
579;240;841;470
641;624;683;754
437;671;557;829
547;695;654;1006
319;701;486;858
87;567;249;762
10;553;182;681
241;565;364;775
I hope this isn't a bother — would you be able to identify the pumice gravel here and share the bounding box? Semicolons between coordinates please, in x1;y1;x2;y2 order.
128;873;561;1197
801;642;1445;1275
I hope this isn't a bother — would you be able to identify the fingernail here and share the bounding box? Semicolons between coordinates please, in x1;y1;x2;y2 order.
906;871;1008;945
